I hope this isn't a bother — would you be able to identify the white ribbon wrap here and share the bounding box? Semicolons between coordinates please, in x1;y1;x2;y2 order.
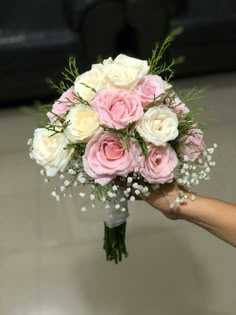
104;190;129;228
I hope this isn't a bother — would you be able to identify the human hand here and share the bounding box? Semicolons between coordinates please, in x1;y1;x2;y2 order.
142;182;182;220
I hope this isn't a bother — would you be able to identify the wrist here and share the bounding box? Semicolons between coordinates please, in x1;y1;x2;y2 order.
177;194;202;222
163;185;197;220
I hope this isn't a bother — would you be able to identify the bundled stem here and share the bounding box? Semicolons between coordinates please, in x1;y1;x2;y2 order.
103;222;128;263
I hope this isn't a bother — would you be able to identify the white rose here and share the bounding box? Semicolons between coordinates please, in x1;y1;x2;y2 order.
103;54;149;89
136;105;179;146
114;54;149;78
91;57;113;70
103;57;113;65
74;66;106;102
30;128;73;177
103;63;141;89
65;104;102;143
163;80;173;91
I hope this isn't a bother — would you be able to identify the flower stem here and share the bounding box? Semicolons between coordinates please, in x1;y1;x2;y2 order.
103;222;128;263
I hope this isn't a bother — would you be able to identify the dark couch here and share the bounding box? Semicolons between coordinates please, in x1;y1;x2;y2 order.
125;0;236;76
0;0;125;104
168;0;236;76
1;0;236;105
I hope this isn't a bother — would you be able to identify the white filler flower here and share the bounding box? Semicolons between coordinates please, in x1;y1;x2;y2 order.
30;128;74;177
136;105;179;146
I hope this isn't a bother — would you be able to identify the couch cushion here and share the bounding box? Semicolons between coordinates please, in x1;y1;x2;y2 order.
0;30;84;103
0;0;67;31
169;0;236;75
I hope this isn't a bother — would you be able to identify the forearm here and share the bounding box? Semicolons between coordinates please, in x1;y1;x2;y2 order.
179;196;236;247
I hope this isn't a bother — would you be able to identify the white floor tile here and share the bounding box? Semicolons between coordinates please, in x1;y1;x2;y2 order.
39;236;207;315
0;193;39;253
0;251;39;315
0;152;40;196
0;109;38;154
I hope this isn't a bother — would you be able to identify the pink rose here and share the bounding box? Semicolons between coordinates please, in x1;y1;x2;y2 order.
136;75;165;108
178;128;205;161
91;89;143;129
139;144;178;184
83;132;140;185
164;92;190;116
47;87;77;121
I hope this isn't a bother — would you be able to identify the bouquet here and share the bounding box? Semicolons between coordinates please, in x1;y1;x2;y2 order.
28;29;216;263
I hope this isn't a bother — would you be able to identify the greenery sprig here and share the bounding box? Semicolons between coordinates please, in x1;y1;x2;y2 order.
177;87;205;103
79;82;97;94
100;122;150;156
148;27;184;81
123;122;136;149
177;112;196;137
133;130;148;157
48;56;79;94
46;120;71;137
101;122;138;150
73;92;91;106
48;79;70;95
93;183;111;201
62;56;80;84
65;143;86;158
158;56;185;82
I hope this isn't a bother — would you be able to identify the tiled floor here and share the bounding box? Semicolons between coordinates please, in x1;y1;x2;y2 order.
0;73;236;315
